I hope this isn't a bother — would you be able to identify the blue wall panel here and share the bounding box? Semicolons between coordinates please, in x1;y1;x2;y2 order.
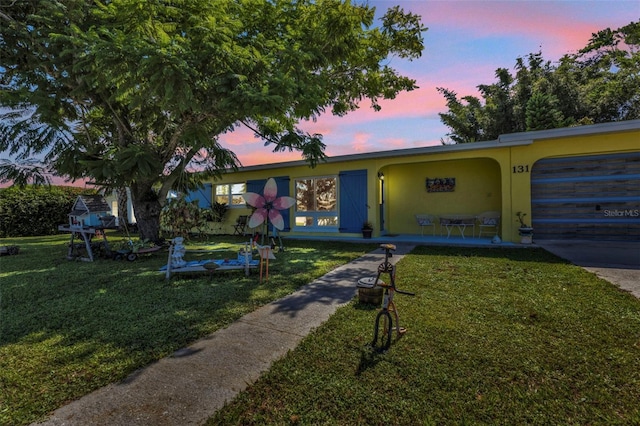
185;183;212;209
338;169;368;233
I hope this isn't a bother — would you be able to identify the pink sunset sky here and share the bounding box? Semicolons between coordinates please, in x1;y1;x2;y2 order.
0;0;636;189
222;0;638;167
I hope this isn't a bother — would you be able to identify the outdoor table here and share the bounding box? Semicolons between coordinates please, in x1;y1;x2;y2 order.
439;215;476;239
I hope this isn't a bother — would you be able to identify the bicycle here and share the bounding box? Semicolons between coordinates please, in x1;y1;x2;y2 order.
370;243;415;352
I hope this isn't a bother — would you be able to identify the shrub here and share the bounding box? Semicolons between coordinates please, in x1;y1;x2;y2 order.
160;196;208;239
0;185;95;237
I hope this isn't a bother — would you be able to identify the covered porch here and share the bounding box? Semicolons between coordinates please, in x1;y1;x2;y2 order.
377;157;505;242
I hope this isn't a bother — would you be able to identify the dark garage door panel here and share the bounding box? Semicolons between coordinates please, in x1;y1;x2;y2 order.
531;152;640;241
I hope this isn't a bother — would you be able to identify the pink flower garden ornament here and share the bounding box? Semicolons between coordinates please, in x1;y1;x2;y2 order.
242;178;295;231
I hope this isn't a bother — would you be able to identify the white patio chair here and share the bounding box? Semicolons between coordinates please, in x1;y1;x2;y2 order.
477;211;501;237
415;214;436;236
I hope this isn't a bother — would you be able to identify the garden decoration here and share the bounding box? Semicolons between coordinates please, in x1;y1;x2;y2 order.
170;237;187;268
161;238;259;280
112;238;163;261
361;221;374;239
242;178;295;239
368;244;415;352
58;194;115;261
250;233;277;282
0;245;20;256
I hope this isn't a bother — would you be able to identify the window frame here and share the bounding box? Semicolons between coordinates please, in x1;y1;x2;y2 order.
293;175;339;231
214;182;246;208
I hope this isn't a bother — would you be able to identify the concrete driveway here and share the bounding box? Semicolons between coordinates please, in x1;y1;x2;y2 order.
537;240;640;299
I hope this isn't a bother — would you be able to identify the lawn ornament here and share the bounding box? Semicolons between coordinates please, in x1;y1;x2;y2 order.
58;194;115;261
170;237;187;268
112;240;163;261
243;178;295;232
251;237;277;282
161;239;260;280
68;195;115;228
0;245;20;256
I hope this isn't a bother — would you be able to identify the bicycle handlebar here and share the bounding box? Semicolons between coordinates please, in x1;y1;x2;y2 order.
377;283;415;296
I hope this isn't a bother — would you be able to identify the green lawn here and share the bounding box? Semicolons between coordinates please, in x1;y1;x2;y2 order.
2;236;639;425
0;233;376;425
208;246;640;425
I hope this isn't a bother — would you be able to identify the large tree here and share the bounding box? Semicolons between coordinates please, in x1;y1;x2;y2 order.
0;0;425;241
437;21;639;144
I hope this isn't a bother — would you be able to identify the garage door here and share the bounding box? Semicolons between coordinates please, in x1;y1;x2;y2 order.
531;152;640;241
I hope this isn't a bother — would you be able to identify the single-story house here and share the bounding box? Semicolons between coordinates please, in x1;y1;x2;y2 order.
193;119;639;243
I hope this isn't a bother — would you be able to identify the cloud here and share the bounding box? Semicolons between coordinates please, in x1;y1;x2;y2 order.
396;0;631;58
212;1;638;167
351;132;371;153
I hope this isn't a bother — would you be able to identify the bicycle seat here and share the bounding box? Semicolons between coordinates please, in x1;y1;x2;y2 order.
379;243;396;251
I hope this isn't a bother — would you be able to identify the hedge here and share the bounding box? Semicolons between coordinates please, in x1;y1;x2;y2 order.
0;186;97;237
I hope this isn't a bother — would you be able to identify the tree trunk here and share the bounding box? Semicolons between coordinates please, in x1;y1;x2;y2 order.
129;182;163;243
116;187;129;230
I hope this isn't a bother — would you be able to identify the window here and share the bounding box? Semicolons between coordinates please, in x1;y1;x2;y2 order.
294;177;338;229
215;183;246;207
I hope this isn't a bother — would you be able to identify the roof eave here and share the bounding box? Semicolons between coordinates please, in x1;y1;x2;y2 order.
498;119;640;143
232;119;640;173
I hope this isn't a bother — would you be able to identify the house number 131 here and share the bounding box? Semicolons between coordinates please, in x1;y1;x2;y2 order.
512;165;530;173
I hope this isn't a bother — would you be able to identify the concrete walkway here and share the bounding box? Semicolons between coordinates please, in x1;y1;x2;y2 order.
34;244;416;426
537;240;640;299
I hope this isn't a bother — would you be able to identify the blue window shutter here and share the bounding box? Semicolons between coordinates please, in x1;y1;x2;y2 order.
246;179;265;195
247;177;291;232
339;170;368;233
185;183;212;208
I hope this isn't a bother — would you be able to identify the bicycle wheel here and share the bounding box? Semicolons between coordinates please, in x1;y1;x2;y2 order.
371;310;393;352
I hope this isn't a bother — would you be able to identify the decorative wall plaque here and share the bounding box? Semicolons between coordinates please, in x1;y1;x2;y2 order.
426;177;455;192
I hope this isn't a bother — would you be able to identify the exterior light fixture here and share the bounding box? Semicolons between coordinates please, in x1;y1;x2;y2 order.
377;172;384;180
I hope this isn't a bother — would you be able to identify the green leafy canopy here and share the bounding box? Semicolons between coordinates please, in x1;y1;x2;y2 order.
0;0;426;240
437;21;640;143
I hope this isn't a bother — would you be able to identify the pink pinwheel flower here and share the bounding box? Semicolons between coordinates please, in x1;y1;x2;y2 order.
242;178;295;230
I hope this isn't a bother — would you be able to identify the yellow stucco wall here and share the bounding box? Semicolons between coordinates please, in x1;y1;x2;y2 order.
204;122;639;242
381;158;502;235
209;158;384;237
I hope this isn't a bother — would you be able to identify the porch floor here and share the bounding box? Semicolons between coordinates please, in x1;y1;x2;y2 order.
286;234;522;248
